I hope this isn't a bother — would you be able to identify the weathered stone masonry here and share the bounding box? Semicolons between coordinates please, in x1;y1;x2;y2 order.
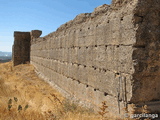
13;30;42;66
13;32;31;66
13;0;160;118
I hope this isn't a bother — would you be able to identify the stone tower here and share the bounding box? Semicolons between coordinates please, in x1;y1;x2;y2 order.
13;30;42;66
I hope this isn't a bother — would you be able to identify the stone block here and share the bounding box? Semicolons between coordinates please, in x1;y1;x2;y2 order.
68;63;78;80
85;47;93;67
87;67;98;88
95;25;106;46
104;46;115;71
85;35;95;46
95;46;107;69
30;30;42;38
91;47;98;68
115;46;134;73
77;47;86;65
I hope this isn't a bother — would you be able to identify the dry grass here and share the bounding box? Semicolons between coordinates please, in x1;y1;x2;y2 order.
0;62;147;120
0;62;102;120
0;62;62;119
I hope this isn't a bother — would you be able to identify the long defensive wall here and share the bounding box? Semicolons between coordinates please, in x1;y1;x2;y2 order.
13;0;160;118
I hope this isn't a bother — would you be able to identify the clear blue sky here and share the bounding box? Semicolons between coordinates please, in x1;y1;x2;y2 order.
0;0;111;52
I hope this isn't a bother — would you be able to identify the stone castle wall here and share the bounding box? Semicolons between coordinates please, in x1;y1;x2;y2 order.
13;0;160;118
13;32;31;66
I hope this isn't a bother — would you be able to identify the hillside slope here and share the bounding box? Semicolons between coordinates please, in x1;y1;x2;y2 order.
0;62;102;120
0;62;64;119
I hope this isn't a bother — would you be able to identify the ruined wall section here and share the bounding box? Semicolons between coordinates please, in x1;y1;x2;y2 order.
131;0;160;104
13;32;31;66
31;1;138;115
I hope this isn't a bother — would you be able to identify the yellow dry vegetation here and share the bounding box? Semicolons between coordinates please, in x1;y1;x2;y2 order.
0;62;103;120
